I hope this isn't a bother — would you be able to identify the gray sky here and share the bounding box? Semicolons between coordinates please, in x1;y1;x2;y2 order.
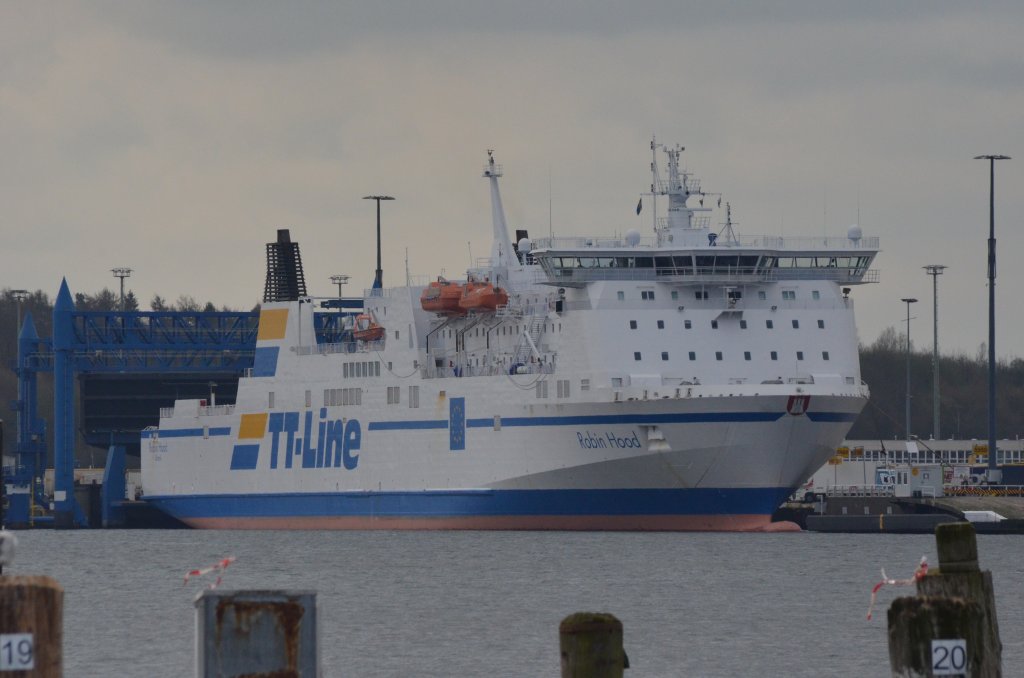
3;2;1022;357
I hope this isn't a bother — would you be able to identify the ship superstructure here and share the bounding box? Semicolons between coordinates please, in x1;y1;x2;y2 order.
141;140;879;530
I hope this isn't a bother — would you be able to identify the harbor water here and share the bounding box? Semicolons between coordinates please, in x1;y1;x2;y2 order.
8;530;1024;677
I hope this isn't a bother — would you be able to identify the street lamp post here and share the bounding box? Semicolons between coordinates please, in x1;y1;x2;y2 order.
111;267;132;311
330;274;349;300
901;297;918;441
362;196;395;289
974;154;1010;483
923;265;946;440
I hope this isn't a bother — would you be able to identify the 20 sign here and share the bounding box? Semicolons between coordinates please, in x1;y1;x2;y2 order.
0;633;34;671
931;639;967;676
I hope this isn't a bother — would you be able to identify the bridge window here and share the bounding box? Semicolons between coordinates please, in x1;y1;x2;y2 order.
758;291;767;300
782;290;796;300
671;290;679;300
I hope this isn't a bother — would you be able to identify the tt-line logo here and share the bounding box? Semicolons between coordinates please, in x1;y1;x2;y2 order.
230;409;361;471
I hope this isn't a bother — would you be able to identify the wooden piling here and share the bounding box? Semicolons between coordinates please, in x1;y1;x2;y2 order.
0;575;64;677
559;612;626;678
887;522;1001;677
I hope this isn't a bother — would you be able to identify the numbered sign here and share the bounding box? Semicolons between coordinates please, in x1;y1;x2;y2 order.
932;638;967;676
0;633;34;671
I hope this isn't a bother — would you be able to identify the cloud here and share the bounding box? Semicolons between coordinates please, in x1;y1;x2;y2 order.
1;1;1023;356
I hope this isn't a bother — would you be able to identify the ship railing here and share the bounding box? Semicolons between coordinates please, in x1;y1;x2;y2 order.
825;484;895;497
530;234;879;252
540;267;879;286
943;485;1024;498
295;339;385;356
198;404;235;417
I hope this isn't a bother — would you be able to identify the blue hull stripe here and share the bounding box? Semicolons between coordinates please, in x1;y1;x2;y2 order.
144;411;852;439
368;420;448;431
145;487;794;519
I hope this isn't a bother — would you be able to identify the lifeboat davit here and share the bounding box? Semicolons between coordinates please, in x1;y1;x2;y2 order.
458;281;509;312
352;313;385;342
420;278;465;315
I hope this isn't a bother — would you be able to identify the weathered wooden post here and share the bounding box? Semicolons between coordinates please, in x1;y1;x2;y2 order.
559;612;627;678
887;522;1001;677
0;532;64;677
195;589;318;678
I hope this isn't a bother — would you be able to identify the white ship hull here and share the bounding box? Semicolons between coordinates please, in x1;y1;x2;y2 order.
141;142;876;531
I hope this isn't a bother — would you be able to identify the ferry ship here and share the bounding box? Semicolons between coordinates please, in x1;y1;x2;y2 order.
141;140;879;530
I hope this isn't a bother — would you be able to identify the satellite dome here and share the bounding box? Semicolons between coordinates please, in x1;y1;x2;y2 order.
847;224;862;241
517;237;532;254
625;229;641;246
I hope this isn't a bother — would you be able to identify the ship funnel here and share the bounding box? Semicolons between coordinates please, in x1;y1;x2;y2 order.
263;229;308;302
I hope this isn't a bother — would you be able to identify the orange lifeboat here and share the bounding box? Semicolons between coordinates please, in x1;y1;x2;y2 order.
352;313;385;342
420;278;465;315
458;281;509;312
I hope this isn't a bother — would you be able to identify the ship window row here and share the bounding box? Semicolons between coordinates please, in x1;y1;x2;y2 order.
324;387;363;406
614;287;830;304
548;254;869;276
639;318;828;330
637;350;833;362
344;361;380;379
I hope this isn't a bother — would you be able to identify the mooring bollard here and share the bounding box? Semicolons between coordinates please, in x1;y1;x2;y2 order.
0;532;64;678
195;589;318;678
559;612;627;678
887;522;1001;677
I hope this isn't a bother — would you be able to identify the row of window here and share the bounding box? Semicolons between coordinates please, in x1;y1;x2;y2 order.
633;351;831;362
615;289;824;302
631;318;828;330
343;361;381;379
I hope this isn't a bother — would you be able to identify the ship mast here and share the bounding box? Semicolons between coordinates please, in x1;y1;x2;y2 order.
483;150;514;271
650;139;713;247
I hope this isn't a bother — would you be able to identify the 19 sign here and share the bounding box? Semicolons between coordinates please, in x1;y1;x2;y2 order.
931;639;967;676
0;633;34;671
